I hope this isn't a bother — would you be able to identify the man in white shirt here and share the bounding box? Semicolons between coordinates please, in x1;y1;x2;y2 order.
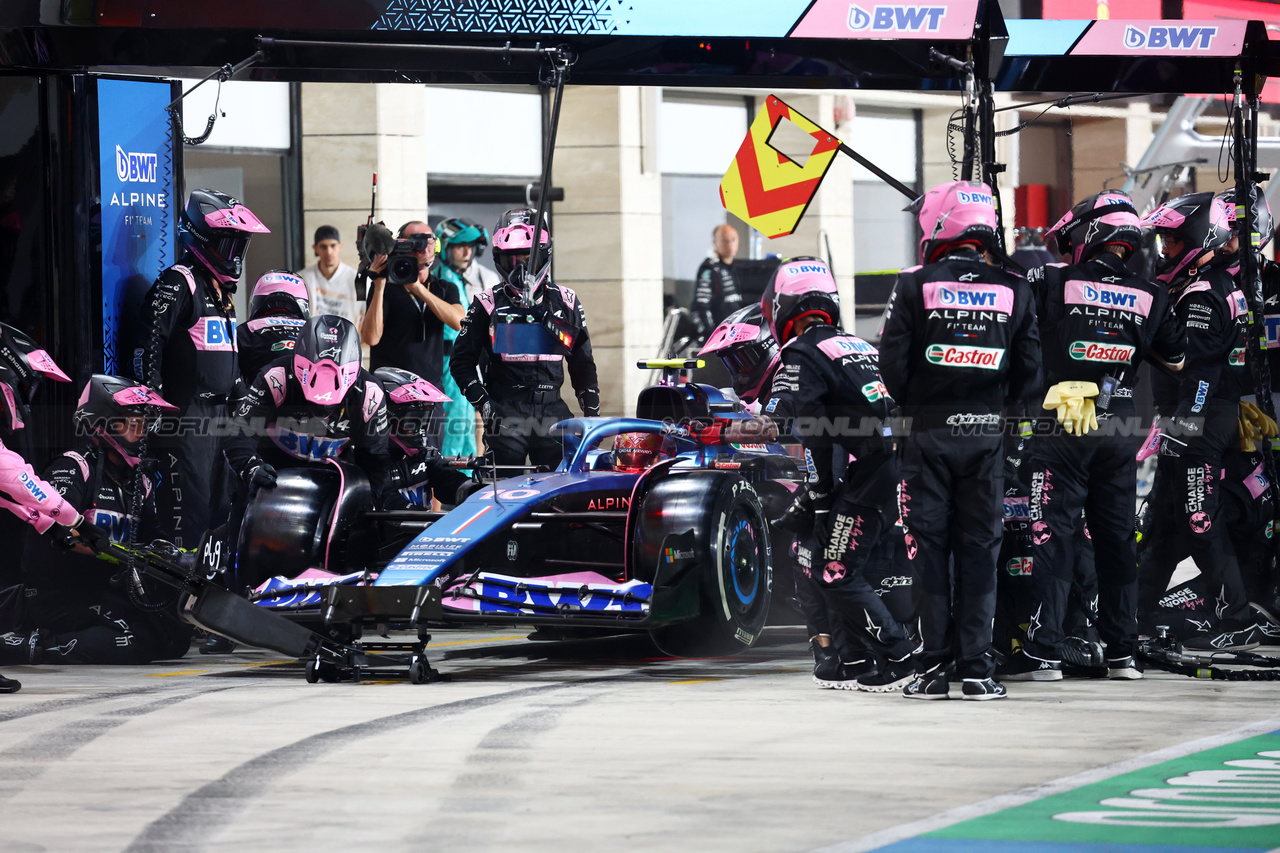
296;225;362;327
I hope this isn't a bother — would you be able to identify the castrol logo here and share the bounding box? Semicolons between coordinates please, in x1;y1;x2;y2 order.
1067;340;1134;363
924;344;1004;370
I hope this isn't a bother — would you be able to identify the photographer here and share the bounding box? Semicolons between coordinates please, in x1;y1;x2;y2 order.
359;220;464;449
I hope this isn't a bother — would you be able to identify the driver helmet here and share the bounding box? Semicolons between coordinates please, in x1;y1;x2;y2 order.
909;180;1000;265
1046;190;1143;264
698;304;780;404
1142;192;1232;285
248;270;310;322
177;188;270;288
1217;185;1274;253
492;208;552;306
0;322;72;433
74;374;178;467
373;366;451;456
436;217;490;269
760;256;840;347
293;315;362;408
612;432;672;473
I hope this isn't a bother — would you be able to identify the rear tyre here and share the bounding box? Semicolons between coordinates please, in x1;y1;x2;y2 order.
648;476;772;657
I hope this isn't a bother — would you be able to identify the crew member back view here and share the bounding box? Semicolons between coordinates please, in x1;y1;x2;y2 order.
879;180;1042;700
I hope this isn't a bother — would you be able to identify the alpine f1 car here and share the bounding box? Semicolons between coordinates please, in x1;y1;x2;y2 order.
244;361;806;676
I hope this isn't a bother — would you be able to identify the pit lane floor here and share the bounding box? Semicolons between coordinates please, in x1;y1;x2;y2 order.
1;626;1278;853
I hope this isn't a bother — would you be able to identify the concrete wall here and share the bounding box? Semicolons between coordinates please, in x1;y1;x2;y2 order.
554;86;665;416
300;83;427;268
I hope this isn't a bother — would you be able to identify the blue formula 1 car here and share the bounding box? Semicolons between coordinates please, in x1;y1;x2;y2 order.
239;361;805;679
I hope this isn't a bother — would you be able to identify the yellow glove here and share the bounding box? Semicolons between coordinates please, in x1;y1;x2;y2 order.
1239;414;1261;452
1043;381;1100;437
1241;401;1279;438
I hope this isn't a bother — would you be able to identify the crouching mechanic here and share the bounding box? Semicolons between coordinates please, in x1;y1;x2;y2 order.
237;270;310;384
880;180;1042;700
999;190;1184;682
451;208;600;468
11;375;193;666
225;316;395;586
374;367;475;508
1140;193;1262;651
760;257;919;693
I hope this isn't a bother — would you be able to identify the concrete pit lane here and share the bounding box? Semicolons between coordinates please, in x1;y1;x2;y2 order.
1;626;1278;852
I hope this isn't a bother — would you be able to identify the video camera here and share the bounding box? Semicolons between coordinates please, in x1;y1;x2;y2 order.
359;222;433;287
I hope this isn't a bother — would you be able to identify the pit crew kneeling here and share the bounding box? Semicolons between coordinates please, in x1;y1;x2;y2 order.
761;257;919;693
225;315;397;586
8;376;193;665
375;366;476;508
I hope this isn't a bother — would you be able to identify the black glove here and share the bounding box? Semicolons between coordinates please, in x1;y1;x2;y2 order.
74;520;114;553
776;488;831;536
480;399;500;434
579;389;601;418
242;458;278;489
389;456;433;491
51;517;113;553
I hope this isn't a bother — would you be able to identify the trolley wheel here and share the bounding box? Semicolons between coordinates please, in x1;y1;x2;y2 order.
410;657;429;685
305;660;320;684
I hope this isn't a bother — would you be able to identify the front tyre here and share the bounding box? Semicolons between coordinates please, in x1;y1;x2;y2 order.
649;477;772;657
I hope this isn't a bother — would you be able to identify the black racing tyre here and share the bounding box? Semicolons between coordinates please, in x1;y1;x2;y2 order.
645;474;772;657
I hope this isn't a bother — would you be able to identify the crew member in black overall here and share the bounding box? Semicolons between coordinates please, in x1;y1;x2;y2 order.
761;257;919;693
374;366;474;509
237;269;310;384
880;180;1042;701
998;190;1185;682
1139;192;1264;651
692;223;744;345
451;209;600;468
0;334;88;691
11;375;192;665
225;316;396;590
133;189;269;549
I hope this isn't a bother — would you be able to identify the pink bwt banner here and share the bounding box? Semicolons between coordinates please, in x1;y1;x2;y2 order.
1070;19;1247;55
789;0;980;39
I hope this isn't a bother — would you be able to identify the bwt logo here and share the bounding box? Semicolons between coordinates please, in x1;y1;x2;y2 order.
956;189;994;206
115;145;157;184
1082;284;1137;308
786;263;829;276
939;286;997;307
1123;25;1217;50
848;4;946;32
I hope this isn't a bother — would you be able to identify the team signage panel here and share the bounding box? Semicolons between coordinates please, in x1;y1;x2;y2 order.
96;78;177;376
1005;17;1248;56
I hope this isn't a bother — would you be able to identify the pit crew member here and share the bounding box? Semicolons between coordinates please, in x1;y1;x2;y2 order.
761;257;919;693
998;190;1184;682
1139;193;1262;650
133;188;269;548
12;375;192;667
375;366;475;508
450;208;600;468
879;180;1043;700
237;270;310;384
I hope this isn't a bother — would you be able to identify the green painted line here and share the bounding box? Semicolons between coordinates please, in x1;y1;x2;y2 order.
918;732;1280;850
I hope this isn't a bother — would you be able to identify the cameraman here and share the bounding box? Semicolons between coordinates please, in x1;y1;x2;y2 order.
360;220;464;449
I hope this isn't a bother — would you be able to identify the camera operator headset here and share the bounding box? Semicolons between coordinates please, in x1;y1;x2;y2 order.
359;221;464;453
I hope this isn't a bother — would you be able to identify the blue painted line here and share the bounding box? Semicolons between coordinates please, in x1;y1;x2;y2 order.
1004;19;1092;56
872;840;1269;853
